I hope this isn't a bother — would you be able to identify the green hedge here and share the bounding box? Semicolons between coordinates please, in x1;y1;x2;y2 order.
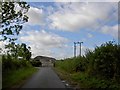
55;41;120;87
2;55;32;73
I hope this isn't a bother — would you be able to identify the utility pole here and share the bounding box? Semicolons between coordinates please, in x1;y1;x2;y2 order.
74;41;83;57
74;42;76;57
77;42;83;57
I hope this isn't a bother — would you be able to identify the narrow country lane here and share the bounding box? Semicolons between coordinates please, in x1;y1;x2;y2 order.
21;67;66;88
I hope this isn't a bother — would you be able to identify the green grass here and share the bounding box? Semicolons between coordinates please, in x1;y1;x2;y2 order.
3;67;38;88
54;67;79;87
70;72;108;88
54;67;120;89
54;41;120;89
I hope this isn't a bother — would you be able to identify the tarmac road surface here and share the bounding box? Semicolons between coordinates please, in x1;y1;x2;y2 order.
21;67;66;88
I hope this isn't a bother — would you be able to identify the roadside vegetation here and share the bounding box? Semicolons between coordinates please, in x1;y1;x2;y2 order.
3;66;37;88
1;41;39;88
0;1;39;88
55;41;120;88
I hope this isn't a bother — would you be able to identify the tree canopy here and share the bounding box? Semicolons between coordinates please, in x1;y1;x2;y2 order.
5;43;31;60
0;1;32;60
0;1;30;42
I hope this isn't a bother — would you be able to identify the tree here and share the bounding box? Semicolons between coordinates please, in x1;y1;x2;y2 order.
0;1;30;42
5;43;31;60
20;43;31;60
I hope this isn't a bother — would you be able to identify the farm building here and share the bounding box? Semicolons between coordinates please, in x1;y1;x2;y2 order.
34;56;56;67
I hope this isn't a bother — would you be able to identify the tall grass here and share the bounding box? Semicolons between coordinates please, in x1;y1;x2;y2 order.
55;41;120;88
56;57;87;73
2;54;38;88
2;54;32;73
3;67;38;88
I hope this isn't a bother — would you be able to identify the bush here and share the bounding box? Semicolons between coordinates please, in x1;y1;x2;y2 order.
55;41;120;87
85;41;120;80
55;57;87;73
2;54;32;73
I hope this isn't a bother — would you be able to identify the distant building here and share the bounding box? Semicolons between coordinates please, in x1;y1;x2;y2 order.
18;56;23;60
34;56;56;67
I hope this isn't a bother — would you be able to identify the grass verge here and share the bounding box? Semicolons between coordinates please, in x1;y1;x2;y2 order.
54;67;120;89
3;67;38;88
54;67;79;88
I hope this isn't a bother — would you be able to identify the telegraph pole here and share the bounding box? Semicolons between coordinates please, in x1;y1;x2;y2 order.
78;42;83;57
74;42;76;57
74;41;83;57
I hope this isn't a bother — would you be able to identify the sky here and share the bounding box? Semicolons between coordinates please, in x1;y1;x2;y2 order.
0;0;119;59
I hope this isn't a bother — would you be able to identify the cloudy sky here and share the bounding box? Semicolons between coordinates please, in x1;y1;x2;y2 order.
1;0;118;59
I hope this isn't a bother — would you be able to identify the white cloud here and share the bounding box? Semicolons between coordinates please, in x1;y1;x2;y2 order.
101;25;118;38
0;41;8;54
25;0;119;2
51;46;73;59
19;30;68;58
0;41;5;50
54;0;119;2
26;7;45;26
48;2;117;32
87;33;93;38
14;4;45;26
18;2;118;59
